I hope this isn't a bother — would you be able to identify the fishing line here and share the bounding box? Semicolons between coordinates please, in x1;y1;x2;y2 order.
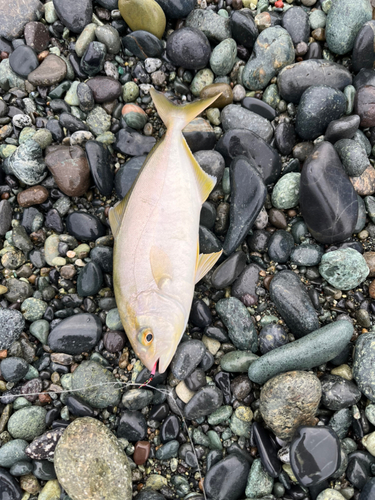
4;379;207;500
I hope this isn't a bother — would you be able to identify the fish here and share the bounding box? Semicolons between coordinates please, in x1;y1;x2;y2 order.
109;89;222;374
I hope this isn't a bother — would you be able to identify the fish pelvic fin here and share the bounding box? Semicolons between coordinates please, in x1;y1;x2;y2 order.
195;250;223;284
109;192;130;238
150;87;222;132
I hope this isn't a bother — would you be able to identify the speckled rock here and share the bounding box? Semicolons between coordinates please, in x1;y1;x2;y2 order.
185;9;231;44
55;417;131;500
0;0;43;41
7;406;47;441
0;309;25;350
248;320;354;385
319;248;369;290
245;459;274;498
210;38;237;76
7;140;46;186
242;26;294;91
334;138;369;177
353;333;375;402
221;104;273;143
326;0;372;55
272;172;300;209
260;371;322;441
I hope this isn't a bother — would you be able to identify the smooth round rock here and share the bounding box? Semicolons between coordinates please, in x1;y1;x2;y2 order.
204;454;250;500
8;406;47;441
272;172;300;209
55;417;131;500
0;357;29;383
0;439;29;468
184;385;223;420
210;38;237;77
77;262;103;297
221;104;273;143
211;251;247;289
155;0;194;18
171;340;206;380
0;467;22;500
27;54;66;86
259;324;288;355
9;45;38;79
65;212;106;241
267;230;294;264
24;21;50;52
85;140;114;197
325;115;360;143
117;410;147;441
334;138;369;177
353;21;375;73
166;27;211;70
115;155;146;198
122;30;164;60
319;248;369;290
231;9;258;50
86;76;122;103
355;85;375;127
0;309;25;350
119;0;166;39
49;313;102;355
320;374;361;410
7;139;46;186
282;6;309;45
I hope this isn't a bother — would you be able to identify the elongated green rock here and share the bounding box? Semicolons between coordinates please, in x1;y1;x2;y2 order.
248;320;353;384
353;333;375;402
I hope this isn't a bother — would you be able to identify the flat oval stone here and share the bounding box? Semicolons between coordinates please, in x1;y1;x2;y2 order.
53;0;93;34
353;332;375;402
248;320;354;385
48;313;102;355
282;6;309;45
171;339;206;380
270;270;319;338
211;251;246;289
296;85;346;140
117;410;147;441
25;427;65;461
166;27;211;70
85;140;113;197
210;38;237;77
326;0;372;56
353;21;375;73
325;115;360;143
77;261;103;297
216;129;281;185
242;97;276;121
27;54;66;86
253;422;282;478
267;230;294;264
277;60;352;104
204;454;250;500
200;83;233;109
122;30;164;60
65;212;106;241
300;141;358;244
0;357;28;383
260;371;321;441
231;9;258;50
216;297;258;351
319;248;369;290
86;76;122;103
184;386;223;420
9;45;38;79
115;127;156;156
119;0;166;39
334;138;369;177
0;467;22;500
7;406;47;441
221;104;273;143
17;185;48;207
55;417;131;500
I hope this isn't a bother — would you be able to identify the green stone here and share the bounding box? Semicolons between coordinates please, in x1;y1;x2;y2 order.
45;1;58;23
319;248;369;290
86;107;111;136
309;10;326;30
207;430;222;450
33;129;53;149
95;25;121;54
25;364;39;380
96;131;115;144
0;144;17;159
344;85;356;115
186;9;231;44
7;407;47;441
208;405;233;425
190;69;214;97
248;320;354;385
44;234;60;266
74;243;90;258
21;298;47;321
71;360;121;408
193;428;210;447
0;59;25;91
48;81;71;100
353;129;371;156
106;308;124;330
155;440;179;459
210;38;237;77
19;127;36;144
259;315;279;326
366;404;375;426
230;406;253;437
0;439;29;467
272;173;301;209
64;81;80;107
220;351;258;373
329;408;351;439
75;23;97;58
123;111;147;130
365;196;375;224
262;84;280;109
13;397;32;410
122;81;139;102
216;298;258;351
245;459;274;498
38;480;61;500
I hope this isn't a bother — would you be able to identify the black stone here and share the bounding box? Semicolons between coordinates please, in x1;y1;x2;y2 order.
320;374;361;410
183;118;216;153
214;371;231;404
231;264;261;301
211;251;247;289
53;0;93;34
267;230;294;264
149;403;169;422
347;457;371;490
49;99;71;114
69;53;88;78
48;313;102;355
296;85;346;141
66;395;96;416
80;42;106;76
122;31;164;60
0;357;28;383
204;325;229;343
46;119;63;142
299;141;358;244
166;27;211;70
216;129;282;185
242;97;276;121
115;155;146;198
45;209;63;233
278;60;352;104
77;261;103;297
155;0;195;18
161;415;179;443
199;226;223;254
305;42;322;60
117;410;147;441
59;112;87;133
25;428;64;461
252;422;281;478
65;212;106;241
282;7;309;45
135;492;166;500
85;141;113;197
259;323;288;354
184;385;223;420
21;207;42;234
200;201;216;229
274;122;296;156
248;231;270;253
0;37;13;55
0;467;22;500
9;45;38;78
269;270;319;338
325;115;361;143
204;454;250;500
290;426;341;487
353;21;375;74
189;299;212;328
360;477;375;500
90;246;113;274
223;156;267;256
115;127;156;157
185;369;207;392
231;9;258;50
171;340;206;380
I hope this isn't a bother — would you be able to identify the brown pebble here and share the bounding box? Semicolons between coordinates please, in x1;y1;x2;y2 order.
263;275;273;291
17;185;49;207
37;50;49;62
28;275;37;285
369;280;375;299
119;350;129;369
39;393;52;404
1;193;10;200
350;165;375;196
30;229;46;246
0;350;7;360
268;208;287;229
0;52;9;60
287;209;297;217
293;142;314;162
364;252;375;277
255;12;271;31
103;330;126;353
355;85;375;127
312;28;325;41
200;83;234;109
60;264;76;280
133;441;151;465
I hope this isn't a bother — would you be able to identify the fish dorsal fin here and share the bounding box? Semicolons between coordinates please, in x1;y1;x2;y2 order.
108;192;131;238
183;139;217;203
150;246;173;288
195;248;223;284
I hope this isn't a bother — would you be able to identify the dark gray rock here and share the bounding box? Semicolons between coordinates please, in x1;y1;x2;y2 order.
53;0;93;34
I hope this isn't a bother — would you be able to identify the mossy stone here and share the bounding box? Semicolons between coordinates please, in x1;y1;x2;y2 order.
119;0;166;39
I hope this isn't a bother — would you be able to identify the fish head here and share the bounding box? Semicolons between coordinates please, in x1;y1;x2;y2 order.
128;289;187;374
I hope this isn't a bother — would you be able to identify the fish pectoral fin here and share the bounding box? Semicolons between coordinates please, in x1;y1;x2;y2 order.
150;245;173;288
108;193;131;238
183;139;217;203
195;250;223;284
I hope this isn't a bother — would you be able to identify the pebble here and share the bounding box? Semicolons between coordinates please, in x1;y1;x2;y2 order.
27;55;67;87
353;333;375;402
0;439;29;467
290;243;323;267
231;9;258;50
267;230;294;264
21;297;47;321
8;406;46;441
242;26;294;91
9;46;39;79
221;104;273;143
282;7;309;45
119;0;165;39
353;21;375;73
55;417;131;500
271;172;300;209
259;324;288;355
325;114;360;143
166;27;211;71
122;30;164;60
95;25;121;54
7;139;46;186
48;313;102;355
171;339;206;380
66;212;106;241
0;200;12;236
75;23;97;57
210;38;237;77
319;248;369;290
246;458;274;498
355;86;375;128
248;320;354;385
321;374;361;410
334;138;369;177
53;0;93;33
122;389;153;411
0;0;43;41
211;251;246;289
115;126;156;156
220;350;258;373
118;410;147;441
184;385;223;420
300;141;359;244
360;478;375;500
253;421;281;478
204;454;250;500
0;468;22;500
0;357;28;383
185;9;231;44
0;309;25;350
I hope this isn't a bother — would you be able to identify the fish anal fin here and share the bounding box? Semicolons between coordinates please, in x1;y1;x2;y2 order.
195;250;223;284
150;246;173;288
109;193;130;238
183;139;216;203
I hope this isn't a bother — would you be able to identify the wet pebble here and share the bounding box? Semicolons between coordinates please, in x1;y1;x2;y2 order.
216;297;257;352
321;374;361;410
171;340;206;380
166;27;211;70
319;248;369;290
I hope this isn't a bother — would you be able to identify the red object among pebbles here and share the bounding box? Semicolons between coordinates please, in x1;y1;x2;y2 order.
275;0;284;7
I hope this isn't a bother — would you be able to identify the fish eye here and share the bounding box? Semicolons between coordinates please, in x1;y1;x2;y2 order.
138;328;153;345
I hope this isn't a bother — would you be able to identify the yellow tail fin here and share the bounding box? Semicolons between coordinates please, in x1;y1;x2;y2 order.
150;88;221;132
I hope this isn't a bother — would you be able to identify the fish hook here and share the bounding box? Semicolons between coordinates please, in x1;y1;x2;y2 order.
139;360;158;388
